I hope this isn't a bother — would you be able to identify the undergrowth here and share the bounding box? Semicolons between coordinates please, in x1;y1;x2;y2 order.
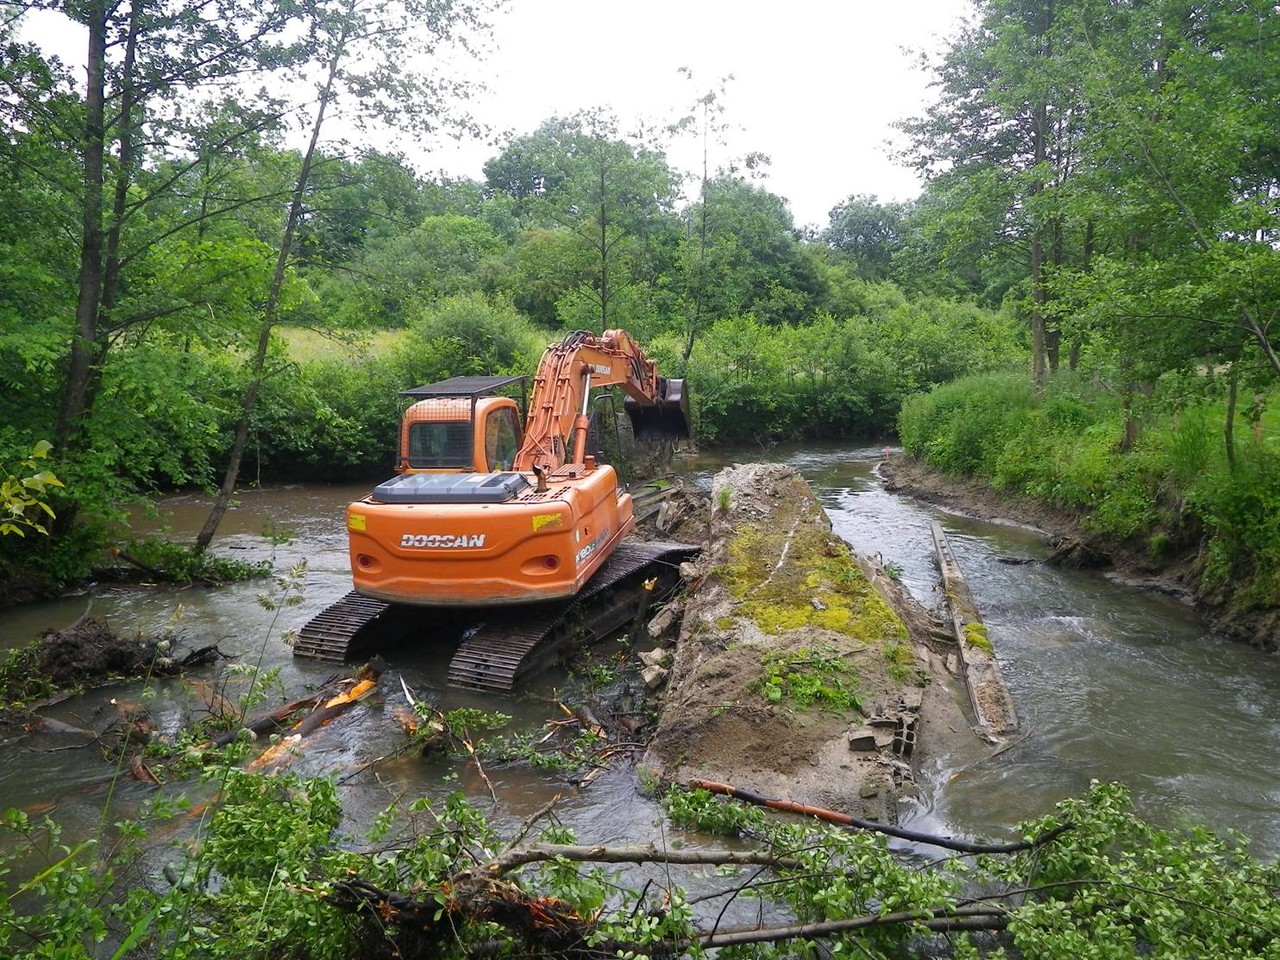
899;372;1280;611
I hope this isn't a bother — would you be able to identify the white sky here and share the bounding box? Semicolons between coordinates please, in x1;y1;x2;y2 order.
19;0;972;229
444;0;972;227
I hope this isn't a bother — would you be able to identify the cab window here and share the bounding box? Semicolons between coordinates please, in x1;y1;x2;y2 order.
408;421;472;468
484;407;520;471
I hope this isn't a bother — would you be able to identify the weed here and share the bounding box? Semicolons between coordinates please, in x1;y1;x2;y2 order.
883;641;915;684
753;645;862;713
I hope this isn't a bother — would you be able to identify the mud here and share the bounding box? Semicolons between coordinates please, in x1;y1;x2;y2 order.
640;463;991;821
0;616;218;721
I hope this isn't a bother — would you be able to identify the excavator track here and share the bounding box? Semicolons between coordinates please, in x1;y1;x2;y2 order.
447;540;696;691
293;593;393;661
294;540;699;692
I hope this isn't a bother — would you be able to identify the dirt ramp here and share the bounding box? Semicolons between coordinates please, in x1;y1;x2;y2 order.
642;463;972;820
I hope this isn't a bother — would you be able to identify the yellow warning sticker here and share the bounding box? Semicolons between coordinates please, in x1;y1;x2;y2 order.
532;513;563;532
348;513;366;532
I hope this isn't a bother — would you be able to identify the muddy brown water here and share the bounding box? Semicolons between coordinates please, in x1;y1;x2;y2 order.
3;446;1279;862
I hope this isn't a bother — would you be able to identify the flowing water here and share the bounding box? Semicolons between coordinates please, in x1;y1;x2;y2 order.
3;447;1279;860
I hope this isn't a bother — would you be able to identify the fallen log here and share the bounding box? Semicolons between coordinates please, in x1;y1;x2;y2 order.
207;693;325;746
687;778;1072;854
208;658;386;747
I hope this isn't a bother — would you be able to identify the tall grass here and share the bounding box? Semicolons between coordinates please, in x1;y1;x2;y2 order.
899;373;1280;609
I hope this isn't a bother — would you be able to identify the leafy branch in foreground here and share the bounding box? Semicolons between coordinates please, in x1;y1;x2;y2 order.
2;768;1277;959
0;440;62;537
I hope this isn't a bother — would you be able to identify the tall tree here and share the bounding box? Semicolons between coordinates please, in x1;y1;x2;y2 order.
12;0;305;454
821;194;909;281
1054;0;1280;382
194;0;499;552
484;113;679;330
900;0;1088;390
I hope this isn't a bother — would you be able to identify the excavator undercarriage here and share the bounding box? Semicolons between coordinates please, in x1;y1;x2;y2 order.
294;539;698;692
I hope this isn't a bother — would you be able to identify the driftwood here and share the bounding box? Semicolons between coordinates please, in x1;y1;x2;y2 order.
687;778;1073;854
208;658;385;748
1045;538;1082;565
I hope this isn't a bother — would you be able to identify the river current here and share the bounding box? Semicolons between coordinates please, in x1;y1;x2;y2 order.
2;445;1278;858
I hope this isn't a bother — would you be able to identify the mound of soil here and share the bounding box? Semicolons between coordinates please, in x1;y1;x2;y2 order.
641;463;989;821
37;617;167;687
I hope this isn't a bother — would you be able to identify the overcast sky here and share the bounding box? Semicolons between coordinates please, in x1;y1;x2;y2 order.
443;0;972;227
20;0;972;229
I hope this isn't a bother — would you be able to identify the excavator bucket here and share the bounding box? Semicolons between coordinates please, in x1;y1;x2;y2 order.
625;377;690;441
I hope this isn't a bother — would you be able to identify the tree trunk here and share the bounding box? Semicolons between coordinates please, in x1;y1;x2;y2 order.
57;1;109;451
80;0;143;424
1224;362;1238;473
1030;227;1047;394
597;156;609;330
1029;98;1048;395
194;36;345;553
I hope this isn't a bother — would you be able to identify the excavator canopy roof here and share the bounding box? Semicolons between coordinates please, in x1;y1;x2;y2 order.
400;375;526;399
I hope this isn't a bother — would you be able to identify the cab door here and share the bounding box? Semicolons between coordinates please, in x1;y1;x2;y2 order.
483;405;521;471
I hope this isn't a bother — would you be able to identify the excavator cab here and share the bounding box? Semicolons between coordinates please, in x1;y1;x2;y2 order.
624;376;691;441
396;375;526;473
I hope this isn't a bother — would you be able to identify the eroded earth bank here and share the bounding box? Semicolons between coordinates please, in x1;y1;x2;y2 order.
642;463;994;821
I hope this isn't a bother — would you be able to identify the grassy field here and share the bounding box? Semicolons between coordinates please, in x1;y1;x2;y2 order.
278;326;409;363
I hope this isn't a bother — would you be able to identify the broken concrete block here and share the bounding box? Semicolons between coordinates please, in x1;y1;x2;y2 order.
642;665;669;690
900;687;924;712
848;727;878;752
638;648;671;669
647;606;677;639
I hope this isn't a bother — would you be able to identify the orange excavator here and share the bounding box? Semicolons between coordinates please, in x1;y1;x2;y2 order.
294;330;697;691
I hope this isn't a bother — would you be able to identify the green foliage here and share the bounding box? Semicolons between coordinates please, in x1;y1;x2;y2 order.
754;645;862;712
0;644;54;709
0;440;62;537
120;537;272;585
996;781;1280;960
664;786;765;835
201;770;341;881
901;372;1280;607
1187;447;1280;608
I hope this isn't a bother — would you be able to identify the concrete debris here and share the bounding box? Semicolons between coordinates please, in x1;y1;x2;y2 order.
642;664;669;690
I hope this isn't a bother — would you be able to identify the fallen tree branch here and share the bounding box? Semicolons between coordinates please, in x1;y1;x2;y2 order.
693;903;1011;949
687;779;1073;853
472;842;805;878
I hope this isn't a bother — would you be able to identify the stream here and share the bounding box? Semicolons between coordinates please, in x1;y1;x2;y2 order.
2;445;1279;859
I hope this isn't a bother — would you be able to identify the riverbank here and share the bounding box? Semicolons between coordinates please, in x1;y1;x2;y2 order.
878;453;1280;653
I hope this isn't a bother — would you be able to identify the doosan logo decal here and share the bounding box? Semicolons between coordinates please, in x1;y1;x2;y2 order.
400;533;486;549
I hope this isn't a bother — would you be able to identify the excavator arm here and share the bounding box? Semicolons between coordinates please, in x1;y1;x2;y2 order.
513;329;690;475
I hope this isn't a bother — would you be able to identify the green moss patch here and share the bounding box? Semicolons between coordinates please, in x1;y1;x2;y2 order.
963;621;993;653
722;510;908;647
